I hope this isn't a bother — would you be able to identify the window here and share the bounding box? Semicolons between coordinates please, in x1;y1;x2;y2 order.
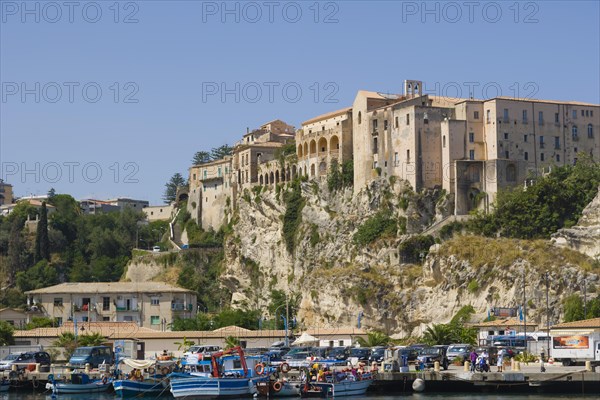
102;317;110;321
541;153;545;161
572;125;578;139
486;110;491;123
503;108;509;122
358;111;361;124
524;152;529;161
395;116;398;128
588;124;594;138
556;154;560;162
469;132;474;143
505;151;509;159
394;152;399;166
384;119;388;130
151;297;160;306
506;164;516;181
192;173;196;181
555;113;559;123
474;111;479;119
586;110;589;117
523;134;528;142
373;161;378;169
581;110;585;117
522;110;528;123
203;170;207;179
339;340;344;346
469;150;475;160
407;150;410;162
82;316;88;322
372;119;378;132
538;111;543;125
103;297;110;311
56;317;63;326
218;167;222;177
373;138;378;153
406;114;410;125
539;136;545;148
504;132;509;140
150;316;160;325
54;298;63;307
443;136;446;148
572;110;577;119
555;137;560;149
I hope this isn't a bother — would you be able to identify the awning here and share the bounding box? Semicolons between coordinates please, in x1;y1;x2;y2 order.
292;332;319;346
121;358;154;370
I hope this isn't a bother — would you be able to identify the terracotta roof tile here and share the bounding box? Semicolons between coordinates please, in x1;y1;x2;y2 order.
551;317;600;329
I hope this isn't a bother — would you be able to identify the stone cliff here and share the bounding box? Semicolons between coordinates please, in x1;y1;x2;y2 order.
217;178;599;336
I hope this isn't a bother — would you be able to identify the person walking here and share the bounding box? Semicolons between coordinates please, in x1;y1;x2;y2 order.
497;349;505;372
470;349;478;372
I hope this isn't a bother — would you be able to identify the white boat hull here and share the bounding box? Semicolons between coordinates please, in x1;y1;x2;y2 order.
170;375;259;399
46;381;112;394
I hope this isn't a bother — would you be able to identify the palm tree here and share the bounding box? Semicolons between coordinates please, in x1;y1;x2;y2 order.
356;331;391;347
79;332;106;346
224;336;240;350
53;332;77;359
174;336;195;352
422;324;454;345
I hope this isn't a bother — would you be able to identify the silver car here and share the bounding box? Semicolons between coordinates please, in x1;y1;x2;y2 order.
446;344;473;362
0;353;23;371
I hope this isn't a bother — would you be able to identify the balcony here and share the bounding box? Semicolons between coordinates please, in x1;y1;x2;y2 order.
116;306;139;312
171;303;192;312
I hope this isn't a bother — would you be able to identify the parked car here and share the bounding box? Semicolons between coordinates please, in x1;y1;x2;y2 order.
328;346;351;361
349;347;371;362
406;344;427;362
474;346;499;365
416;346;449;370
369;347;386;364
0;353;24;371
3;351;51;370
185;345;221;356
310;347;330;360
447;344;473;362
152;246;161;252
69;346;113;368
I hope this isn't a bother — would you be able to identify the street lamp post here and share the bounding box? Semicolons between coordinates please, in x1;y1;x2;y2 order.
273;301;291;347
545;271;550;359
523;267;527;353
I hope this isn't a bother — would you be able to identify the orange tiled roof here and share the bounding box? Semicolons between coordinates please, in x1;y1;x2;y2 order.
551;317;600;330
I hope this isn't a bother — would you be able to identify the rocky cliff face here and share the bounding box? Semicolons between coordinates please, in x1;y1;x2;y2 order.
552;186;600;260
218;179;599;336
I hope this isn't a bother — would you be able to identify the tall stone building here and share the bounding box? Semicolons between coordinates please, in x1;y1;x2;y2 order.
0;180;13;206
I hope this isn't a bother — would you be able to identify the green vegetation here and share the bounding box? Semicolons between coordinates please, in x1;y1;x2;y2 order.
356;331;391;347
563;294;600;322
469;156;600;238
172;308;262;331
174;336;195;352
24;316;59;330
224;336;241;350
514;351;537;363
398;235;435;263
0;321;14;345
282;180;305;254
422;306;476;345
354;210;400;246
467;279;479;293
52;332;106;359
438;236;598;272
266;290;300;329
327;160;354;191
34;202;49;262
309;224;320;247
163;173;186;204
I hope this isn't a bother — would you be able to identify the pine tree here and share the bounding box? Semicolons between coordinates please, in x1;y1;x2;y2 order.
35;202;50;262
7;218;25;285
163;173;186;204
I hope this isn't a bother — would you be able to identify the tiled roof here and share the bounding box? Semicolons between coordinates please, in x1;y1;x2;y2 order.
302;107;352;126
551;317;600;330
25;282;194;295
490;97;599;107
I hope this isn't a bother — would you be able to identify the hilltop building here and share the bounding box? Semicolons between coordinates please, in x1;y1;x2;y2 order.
185;80;599;229
0;180;13;206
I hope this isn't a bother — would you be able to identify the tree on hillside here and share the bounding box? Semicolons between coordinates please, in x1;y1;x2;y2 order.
0;321;15;346
163;173;186;204
34;201;50;262
47;188;56;199
7;217;25;285
210;145;233;160
564;294;585;322
192;151;211;165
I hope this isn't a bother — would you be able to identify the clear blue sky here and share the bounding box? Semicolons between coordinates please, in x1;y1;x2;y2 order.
1;0;599;204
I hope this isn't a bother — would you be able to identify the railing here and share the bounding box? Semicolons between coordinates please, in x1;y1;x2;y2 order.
171;303;191;311
116;306;139;312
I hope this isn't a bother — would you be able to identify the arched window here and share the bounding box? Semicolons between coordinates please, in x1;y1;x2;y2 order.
588;124;594;138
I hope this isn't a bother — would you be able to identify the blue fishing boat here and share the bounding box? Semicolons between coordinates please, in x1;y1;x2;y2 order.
0;377;10;392
45;372;112;394
169;346;263;399
112;356;173;397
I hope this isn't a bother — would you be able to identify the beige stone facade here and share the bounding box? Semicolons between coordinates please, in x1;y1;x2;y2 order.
0;308;28;328
143;204;175;221
0;180;13;206
297;107;353;179
25;282;197;330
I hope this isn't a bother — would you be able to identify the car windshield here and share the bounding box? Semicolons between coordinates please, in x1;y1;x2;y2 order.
73;348;92;356
350;348;369;357
372;348;385;355
3;354;20;361
448;346;467;352
287;347;309;356
419;348;440;355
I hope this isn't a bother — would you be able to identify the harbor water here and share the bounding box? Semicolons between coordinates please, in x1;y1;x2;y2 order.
0;393;596;400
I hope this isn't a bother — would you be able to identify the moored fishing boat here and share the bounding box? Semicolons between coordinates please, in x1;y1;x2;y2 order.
113;358;172;397
0;377;10;392
169;346;264;399
301;368;374;398
45;372;112;394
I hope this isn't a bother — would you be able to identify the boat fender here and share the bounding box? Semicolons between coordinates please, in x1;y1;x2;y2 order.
161;367;169;376
254;363;265;375
272;381;282;392
280;363;290;373
102;376;108;384
412;378;425;392
148;367;156;375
